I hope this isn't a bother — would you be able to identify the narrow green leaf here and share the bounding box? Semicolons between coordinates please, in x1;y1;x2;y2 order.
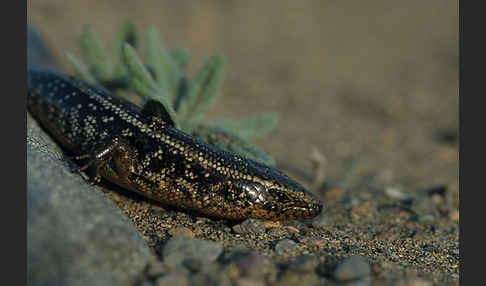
80;25;113;81
180;120;194;134
145;27;172;101
130;77;156;98
177;54;226;121
170;47;190;71
65;52;98;84
118;20;137;47
112;20;137;78
123;43;160;93
173;76;189;112
123;43;179;128
205;112;279;141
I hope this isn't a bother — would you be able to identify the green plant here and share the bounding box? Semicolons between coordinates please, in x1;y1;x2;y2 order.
67;21;279;166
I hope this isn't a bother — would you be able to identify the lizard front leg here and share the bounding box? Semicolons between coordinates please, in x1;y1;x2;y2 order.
74;136;137;184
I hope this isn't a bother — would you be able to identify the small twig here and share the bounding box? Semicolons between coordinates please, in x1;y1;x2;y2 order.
309;146;327;190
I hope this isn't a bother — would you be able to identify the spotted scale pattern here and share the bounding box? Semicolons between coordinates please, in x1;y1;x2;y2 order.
27;68;323;220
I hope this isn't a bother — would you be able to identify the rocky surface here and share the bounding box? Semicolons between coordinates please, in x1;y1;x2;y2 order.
27;26;58;70
27;1;459;285
333;255;371;282
27;113;155;285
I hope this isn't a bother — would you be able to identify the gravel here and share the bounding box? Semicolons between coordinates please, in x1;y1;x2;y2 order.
232;219;266;234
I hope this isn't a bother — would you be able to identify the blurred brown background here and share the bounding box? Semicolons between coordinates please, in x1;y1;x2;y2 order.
27;0;458;193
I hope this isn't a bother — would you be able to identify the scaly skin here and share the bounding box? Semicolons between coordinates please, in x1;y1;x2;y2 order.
27;68;323;220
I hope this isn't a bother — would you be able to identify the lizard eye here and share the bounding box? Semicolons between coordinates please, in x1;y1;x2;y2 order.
267;188;291;204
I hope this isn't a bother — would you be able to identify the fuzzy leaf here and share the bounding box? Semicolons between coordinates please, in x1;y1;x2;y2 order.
145;27;173;101
170;47;190;71
130;77;156;98
80;25;113;81
189;123;276;167
173;76;189;112
205;112;279;141
177;54;225;121
180;120;195;134
65;52;98;84
123;43;160;93
112;20;137;78
71;23;279;168
123;43;180;128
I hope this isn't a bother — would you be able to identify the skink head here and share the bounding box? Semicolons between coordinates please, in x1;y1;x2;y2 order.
227;160;323;220
236;178;323;220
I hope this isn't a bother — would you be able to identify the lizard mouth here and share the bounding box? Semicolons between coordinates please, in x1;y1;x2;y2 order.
280;200;323;220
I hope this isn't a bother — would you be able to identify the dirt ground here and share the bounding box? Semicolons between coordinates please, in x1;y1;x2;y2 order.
27;1;459;285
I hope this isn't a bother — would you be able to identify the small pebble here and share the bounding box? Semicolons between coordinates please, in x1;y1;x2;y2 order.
333;255;371;281
162;235;223;267
285;254;319;272
138;280;153;286
301;235;327;247
168;226;195;238
430;194;443;205
283;220;308;232
191;263;231;286
230;251;268;278
232;219;266;234
234;277;265;286
418;214;435;224
182;258;202;272
155;272;190;286
275;239;298;256
315;261;330;277
146;260;170;278
397;278;432;286
341;278;371;286
385;186;414;203
277;269;319;286
223;246;276;281
448;209;459;222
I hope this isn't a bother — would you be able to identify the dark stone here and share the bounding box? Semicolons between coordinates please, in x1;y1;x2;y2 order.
161;235;223;267
275;239;298;256
333;255;371;282
27;26;58;70
27;119;154;286
285;255;319;272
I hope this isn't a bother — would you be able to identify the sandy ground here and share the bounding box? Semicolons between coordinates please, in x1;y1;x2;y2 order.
27;1;459;285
